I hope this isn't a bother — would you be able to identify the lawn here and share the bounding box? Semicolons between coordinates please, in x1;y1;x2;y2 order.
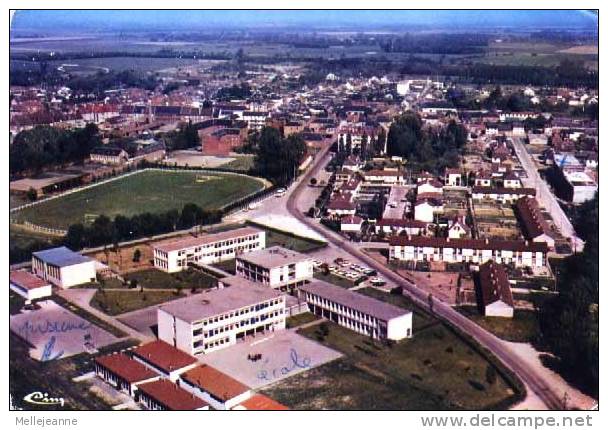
457;306;540;343
124;268;218;291
257;225;327;253
313;271;356;289
286;312;321;329
291;321;518;410
9;225;56;249
13;170;266;229
211;258;236;275
90;289;184;316
220;156;255;172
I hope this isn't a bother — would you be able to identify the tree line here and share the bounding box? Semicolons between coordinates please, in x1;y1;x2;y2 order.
10;124;101;176
537;193;598;396
10;203;223;264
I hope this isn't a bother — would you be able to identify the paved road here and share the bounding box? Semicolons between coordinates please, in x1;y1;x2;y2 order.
286;145;565;410
511;137;584;251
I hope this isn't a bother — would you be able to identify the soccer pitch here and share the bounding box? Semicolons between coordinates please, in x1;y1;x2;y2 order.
13;170;266;229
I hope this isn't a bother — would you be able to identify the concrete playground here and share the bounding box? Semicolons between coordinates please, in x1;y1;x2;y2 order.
10;300;118;361
198;329;342;389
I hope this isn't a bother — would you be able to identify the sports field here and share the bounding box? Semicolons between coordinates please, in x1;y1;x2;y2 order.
13;170;265;229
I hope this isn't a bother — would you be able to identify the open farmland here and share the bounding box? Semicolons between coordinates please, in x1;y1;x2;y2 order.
13;170;266;229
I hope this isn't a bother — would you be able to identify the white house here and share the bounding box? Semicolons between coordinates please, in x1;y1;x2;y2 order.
414;196;443;223
444;168;463;186
9;270;52;301
417;179;443;195
31;247;96;288
341;215;363;233
478;261;514;318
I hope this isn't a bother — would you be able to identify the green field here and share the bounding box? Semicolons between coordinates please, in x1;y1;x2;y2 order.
263;288;522;410
90;289;184;316
13;170;265;229
457;306;540;343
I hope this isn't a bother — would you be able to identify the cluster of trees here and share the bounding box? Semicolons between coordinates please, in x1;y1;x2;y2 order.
250;127;307;186
10;124;101;175
538;193;598;395
337;129;387;160
163;122;200;151
386;112;467;173
63;203;222;250
215;83;252;101
66;70;158;95
381;33;489;55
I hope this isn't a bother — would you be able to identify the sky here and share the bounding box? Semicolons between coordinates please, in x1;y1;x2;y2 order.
11;10;599;33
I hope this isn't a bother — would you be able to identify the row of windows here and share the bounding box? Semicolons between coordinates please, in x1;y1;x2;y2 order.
201;311;284;338
306;293;380;323
175;235;261;256
195;299;283;326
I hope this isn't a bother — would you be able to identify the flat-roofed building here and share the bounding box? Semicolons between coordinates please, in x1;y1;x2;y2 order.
477;261;514;318
180;364;251;410
137;379;210;411
235;246;313;291
157;281;286;355
152;227;266;273
300;280;413;341
131;340;199;381
9;270;52;301
31;246;96;288
389;236;547;268
94;353;159;396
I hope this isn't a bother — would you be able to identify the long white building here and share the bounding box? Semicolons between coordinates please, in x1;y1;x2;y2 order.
389;236;548;268
157;280;286;356
31;246;97;288
235;246;314;291
152;227;266;273
299;280;413;341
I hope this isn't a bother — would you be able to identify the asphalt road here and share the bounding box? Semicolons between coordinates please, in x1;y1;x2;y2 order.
511;137;584;251
286;147;565;410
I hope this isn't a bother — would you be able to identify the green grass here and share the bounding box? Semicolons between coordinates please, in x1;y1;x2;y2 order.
457;306;540;343
9;226;56;248
210;259;236;275
286;312;320;329
255;225;327;253
124;268;218;291
90;289;184;316
13;170;265;229
294;321;517;410
313;271;356;289
220;156;255;172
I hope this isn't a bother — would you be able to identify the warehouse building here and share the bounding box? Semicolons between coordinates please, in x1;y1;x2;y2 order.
152;227;265;273
235;246;314;291
157;281;286;356
31;246;96;288
299;280;413;341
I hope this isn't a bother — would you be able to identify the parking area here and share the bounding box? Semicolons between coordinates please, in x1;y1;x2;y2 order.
10;300;119;361
198;329;342;389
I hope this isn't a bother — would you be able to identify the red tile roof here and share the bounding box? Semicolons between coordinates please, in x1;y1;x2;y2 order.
389;235;548;253
478;261;514;307
132;340;197;374
137;379;208;410
94;353;158;383
182;365;249;402
239;394;289;410
515;196;553;241
9;271;50;290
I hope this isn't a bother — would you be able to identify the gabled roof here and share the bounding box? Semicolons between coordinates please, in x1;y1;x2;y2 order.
238;394;288;410
182;365;250;402
9;271;50;290
478;261;514;307
94;353;158;383
132;340;197;374
137;379;208;410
